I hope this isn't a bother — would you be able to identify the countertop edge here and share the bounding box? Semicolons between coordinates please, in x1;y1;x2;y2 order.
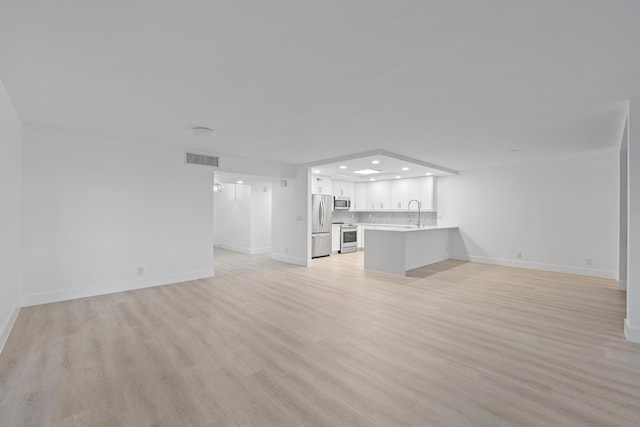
363;225;459;232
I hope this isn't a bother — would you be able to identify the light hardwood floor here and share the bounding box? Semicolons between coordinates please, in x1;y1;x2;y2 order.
1;249;639;426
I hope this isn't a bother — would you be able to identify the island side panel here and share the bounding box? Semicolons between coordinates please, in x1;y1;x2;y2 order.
405;228;450;271
363;229;407;275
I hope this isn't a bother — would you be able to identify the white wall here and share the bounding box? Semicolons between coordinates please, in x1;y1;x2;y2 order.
619;121;628;289
21;126;215;306
251;184;272;252
213;183;271;254
216;155;295;180
626;98;640;343
214;184;252;252
271;166;311;266
438;152;619;279
0;79;23;352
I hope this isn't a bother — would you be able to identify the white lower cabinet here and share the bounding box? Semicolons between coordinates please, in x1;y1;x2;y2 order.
357;225;365;248
332;226;340;252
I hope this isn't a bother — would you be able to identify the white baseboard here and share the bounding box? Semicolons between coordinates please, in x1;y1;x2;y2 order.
624;318;640;344
617;280;627;290
214;243;271;255
270;252;310;267
450;254;616;279
214;243;252;254
249;247;271;255
21;268;215;307
0;305;20;354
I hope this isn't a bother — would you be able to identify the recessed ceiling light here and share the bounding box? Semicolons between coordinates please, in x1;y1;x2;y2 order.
237;180;243;184
339;165;347;169
353;169;381;175
395;176;401;179
425;173;432;176
370;178;375;181
371;160;380;165
401;167;409;171
312;170;320;174
192;126;215;138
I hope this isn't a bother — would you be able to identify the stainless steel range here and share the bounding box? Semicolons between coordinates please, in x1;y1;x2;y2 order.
339;224;357;254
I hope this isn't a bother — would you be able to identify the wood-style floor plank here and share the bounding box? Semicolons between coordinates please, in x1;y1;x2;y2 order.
1;249;638;426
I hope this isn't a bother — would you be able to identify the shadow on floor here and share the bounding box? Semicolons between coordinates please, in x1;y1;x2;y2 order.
406;259;469;278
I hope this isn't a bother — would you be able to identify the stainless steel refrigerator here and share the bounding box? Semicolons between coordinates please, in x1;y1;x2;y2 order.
311;194;333;258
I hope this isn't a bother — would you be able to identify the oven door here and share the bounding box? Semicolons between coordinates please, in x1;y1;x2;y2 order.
340;228;358;253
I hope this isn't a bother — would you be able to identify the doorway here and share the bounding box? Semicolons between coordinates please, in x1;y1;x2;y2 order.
213;172;273;256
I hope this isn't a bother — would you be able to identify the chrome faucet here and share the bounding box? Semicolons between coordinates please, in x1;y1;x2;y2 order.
408;199;421;228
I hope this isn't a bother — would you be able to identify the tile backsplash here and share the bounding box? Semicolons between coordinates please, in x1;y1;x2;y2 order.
332;210;436;226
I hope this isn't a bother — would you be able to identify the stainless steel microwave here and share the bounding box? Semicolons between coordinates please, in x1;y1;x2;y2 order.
334;196;351;210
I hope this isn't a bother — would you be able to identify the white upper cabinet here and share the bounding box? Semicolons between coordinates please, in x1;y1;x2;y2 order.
390;179;410;210
349;176;437;211
333;180;353;198
366;180;391;210
353;182;367;210
311;176;333;195
408;176;436;210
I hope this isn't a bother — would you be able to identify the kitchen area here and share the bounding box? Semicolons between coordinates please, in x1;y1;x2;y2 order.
310;154;458;275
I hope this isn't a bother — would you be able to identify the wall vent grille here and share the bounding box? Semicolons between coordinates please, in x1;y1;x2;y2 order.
186;152;219;167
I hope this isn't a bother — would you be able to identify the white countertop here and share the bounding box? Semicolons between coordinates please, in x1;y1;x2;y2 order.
361;224;458;233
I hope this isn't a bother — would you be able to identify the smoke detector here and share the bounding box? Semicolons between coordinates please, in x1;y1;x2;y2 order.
192;127;215;138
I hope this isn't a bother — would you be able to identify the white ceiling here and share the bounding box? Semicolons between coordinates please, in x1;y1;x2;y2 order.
1;1;637;171
214;171;273;187
312;154;452;182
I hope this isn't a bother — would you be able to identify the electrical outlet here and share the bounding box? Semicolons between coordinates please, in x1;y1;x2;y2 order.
137;266;144;275
586;258;593;266
285;248;289;254
516;252;522;259
369;214;372;218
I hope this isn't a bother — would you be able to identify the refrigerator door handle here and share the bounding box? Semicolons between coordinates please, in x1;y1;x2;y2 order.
320;198;324;229
324;197;328;228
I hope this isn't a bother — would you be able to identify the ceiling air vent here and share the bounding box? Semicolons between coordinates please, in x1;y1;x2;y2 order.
186;152;219;167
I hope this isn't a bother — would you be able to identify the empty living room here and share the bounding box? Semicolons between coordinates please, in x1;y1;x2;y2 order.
1;1;640;426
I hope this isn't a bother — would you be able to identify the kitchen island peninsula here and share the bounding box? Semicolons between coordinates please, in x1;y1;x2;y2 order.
363;225;458;275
